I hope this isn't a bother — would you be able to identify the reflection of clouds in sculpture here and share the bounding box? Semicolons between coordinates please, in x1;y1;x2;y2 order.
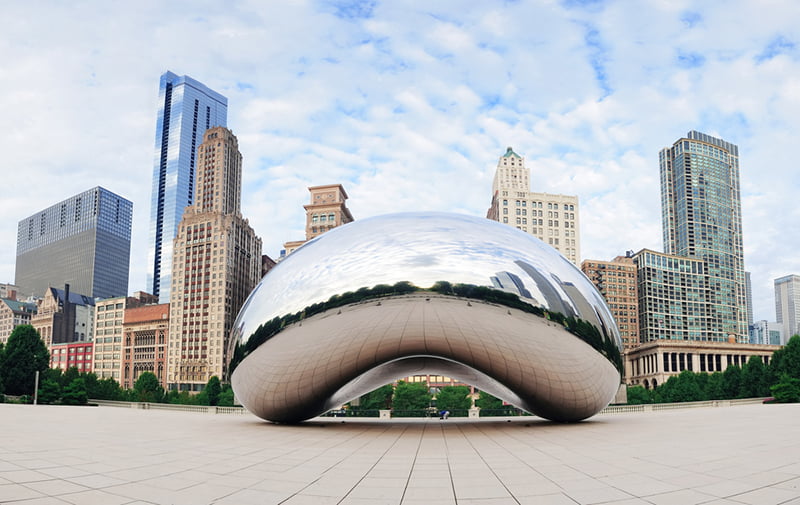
230;212;623;423
232;212;621;352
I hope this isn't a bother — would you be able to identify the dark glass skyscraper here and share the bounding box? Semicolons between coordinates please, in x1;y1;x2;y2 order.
147;71;227;302
15;187;132;299
659;131;746;342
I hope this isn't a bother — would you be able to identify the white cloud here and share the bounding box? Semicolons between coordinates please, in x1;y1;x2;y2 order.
1;0;799;323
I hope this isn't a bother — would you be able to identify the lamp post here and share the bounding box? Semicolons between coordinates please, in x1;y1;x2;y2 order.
33;370;39;405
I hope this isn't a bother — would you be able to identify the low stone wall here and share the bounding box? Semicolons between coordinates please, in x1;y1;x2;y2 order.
90;397;769;417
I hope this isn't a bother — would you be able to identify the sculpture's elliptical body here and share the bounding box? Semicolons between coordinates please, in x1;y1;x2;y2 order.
230;213;622;423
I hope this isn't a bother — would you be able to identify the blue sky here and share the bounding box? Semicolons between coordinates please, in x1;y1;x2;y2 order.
1;0;798;321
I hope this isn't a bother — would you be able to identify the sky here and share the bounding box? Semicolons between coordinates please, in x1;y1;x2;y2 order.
1;0;799;322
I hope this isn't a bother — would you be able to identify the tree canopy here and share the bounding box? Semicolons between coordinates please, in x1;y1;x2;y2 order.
392;381;431;412
0;325;49;396
435;386;471;413
133;372;164;403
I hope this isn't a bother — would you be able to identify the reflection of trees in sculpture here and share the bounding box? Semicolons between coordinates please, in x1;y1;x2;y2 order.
230;280;623;377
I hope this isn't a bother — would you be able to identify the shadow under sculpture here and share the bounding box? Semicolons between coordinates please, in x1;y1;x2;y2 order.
229;212;623;423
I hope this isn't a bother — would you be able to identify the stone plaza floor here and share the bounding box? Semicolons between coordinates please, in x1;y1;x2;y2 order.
0;402;799;505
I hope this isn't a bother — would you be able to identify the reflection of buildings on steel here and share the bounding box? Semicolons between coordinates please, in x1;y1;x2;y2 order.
490;271;534;301
558;277;608;336
514;260;574;317
231;213;622;424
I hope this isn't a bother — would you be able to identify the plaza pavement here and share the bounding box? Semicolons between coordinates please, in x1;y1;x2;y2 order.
0;402;799;505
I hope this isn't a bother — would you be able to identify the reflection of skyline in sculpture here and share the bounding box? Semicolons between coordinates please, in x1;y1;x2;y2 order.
514;260;575;318
230;212;623;424
490;271;534;301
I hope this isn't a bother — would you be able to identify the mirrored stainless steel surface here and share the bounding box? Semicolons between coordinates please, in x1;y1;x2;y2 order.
230;212;623;423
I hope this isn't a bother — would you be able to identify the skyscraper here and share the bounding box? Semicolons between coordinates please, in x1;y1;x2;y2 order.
15;187;132;299
775;274;800;343
487;147;580;265
659;131;747;342
167;127;262;391
148;71;227;302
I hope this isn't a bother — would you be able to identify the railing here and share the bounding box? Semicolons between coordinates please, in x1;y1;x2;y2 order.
89;399;248;414
599;397;767;415
89;396;770;417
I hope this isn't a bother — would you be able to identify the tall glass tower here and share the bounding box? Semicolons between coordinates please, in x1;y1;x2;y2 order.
15;186;132;299
659;131;747;342
147;71;227;302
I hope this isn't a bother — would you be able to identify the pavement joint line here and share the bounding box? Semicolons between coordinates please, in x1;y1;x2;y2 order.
440;422;459;504
332;423;412;504
457;423;523;504
398;420;427;505
274;422;399;504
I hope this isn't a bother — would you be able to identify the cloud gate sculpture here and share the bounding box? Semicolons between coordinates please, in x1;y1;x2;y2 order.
230;212;622;423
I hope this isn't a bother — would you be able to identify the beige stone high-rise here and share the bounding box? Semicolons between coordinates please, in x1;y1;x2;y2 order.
487;147;580;265
282;184;354;256
167;127;262;392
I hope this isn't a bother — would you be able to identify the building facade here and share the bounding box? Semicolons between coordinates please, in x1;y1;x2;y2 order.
282;184;354;257
633;249;712;343
147;71;228;302
659;131;747;342
0;299;37;344
774;274;800;343
122;303;169;389
15;187;132;299
0;284;20;301
745;271;754;327
168;127;262;391
750;320;783;346
581;255;640;351
93;296;152;381
626;340;779;389
487;147;580;265
30;286;95;348
50;341;93;373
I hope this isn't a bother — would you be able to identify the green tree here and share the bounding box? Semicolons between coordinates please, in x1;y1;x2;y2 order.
166;390;198;405
740;356;769;398
357;384;394;410
771;374;800;403
43;367;63;386
475;391;504;410
392;381;431;412
705;372;725;400
61;378;88;405
0;325;49;395
92;377;125;400
61;366;81;388
0;341;4;394
217;385;235;407
205;376;222;406
435;386;472;414
722;365;742;399
626;385;653;405
770;335;800;380
37;379;62;404
133;372;164;402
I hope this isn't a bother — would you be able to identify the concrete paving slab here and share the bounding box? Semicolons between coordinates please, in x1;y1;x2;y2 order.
0;403;799;504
